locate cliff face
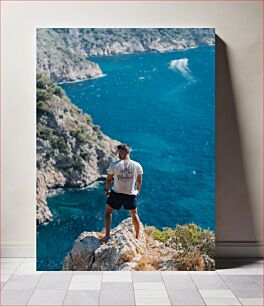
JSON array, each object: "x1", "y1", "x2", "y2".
[
  {"x1": 76, "y1": 28, "x2": 215, "y2": 56},
  {"x1": 62, "y1": 218, "x2": 215, "y2": 271},
  {"x1": 63, "y1": 218, "x2": 149, "y2": 271},
  {"x1": 37, "y1": 28, "x2": 215, "y2": 83},
  {"x1": 36, "y1": 72, "x2": 120, "y2": 225},
  {"x1": 37, "y1": 29, "x2": 103, "y2": 83}
]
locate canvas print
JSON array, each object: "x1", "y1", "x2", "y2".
[{"x1": 36, "y1": 28, "x2": 215, "y2": 271}]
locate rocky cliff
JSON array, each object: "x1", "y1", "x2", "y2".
[
  {"x1": 62, "y1": 218, "x2": 215, "y2": 271},
  {"x1": 36, "y1": 72, "x2": 120, "y2": 225},
  {"x1": 37, "y1": 28, "x2": 215, "y2": 83},
  {"x1": 37, "y1": 29, "x2": 103, "y2": 83}
]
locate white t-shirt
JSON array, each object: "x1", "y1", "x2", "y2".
[{"x1": 107, "y1": 159, "x2": 143, "y2": 195}]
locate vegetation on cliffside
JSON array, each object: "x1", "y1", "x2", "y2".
[
  {"x1": 145, "y1": 223, "x2": 215, "y2": 271},
  {"x1": 36, "y1": 72, "x2": 119, "y2": 225}
]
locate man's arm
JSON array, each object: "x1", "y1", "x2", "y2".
[
  {"x1": 136, "y1": 174, "x2": 142, "y2": 195},
  {"x1": 105, "y1": 173, "x2": 114, "y2": 196}
]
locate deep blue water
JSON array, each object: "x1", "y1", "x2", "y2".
[{"x1": 37, "y1": 45, "x2": 215, "y2": 270}]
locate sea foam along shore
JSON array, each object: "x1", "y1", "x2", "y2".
[{"x1": 56, "y1": 74, "x2": 107, "y2": 85}]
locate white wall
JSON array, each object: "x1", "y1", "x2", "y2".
[{"x1": 1, "y1": 1, "x2": 262, "y2": 257}]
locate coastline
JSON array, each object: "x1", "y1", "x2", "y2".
[
  {"x1": 45, "y1": 177, "x2": 107, "y2": 199},
  {"x1": 56, "y1": 73, "x2": 107, "y2": 85},
  {"x1": 55, "y1": 45, "x2": 214, "y2": 86}
]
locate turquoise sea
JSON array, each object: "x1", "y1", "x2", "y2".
[{"x1": 37, "y1": 45, "x2": 215, "y2": 270}]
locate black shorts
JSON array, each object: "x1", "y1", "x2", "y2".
[{"x1": 106, "y1": 190, "x2": 138, "y2": 210}]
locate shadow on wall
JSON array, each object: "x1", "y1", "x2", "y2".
[{"x1": 215, "y1": 35, "x2": 260, "y2": 266}]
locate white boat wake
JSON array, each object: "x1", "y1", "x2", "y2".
[{"x1": 169, "y1": 58, "x2": 193, "y2": 80}]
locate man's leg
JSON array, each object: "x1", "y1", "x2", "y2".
[
  {"x1": 101, "y1": 204, "x2": 115, "y2": 242},
  {"x1": 129, "y1": 209, "x2": 140, "y2": 239}
]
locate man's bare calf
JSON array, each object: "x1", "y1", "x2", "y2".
[
  {"x1": 129, "y1": 208, "x2": 140, "y2": 239},
  {"x1": 101, "y1": 205, "x2": 140, "y2": 242},
  {"x1": 100, "y1": 204, "x2": 115, "y2": 243}
]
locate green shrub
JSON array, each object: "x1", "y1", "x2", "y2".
[
  {"x1": 36, "y1": 72, "x2": 65, "y2": 100},
  {"x1": 72, "y1": 155, "x2": 85, "y2": 171},
  {"x1": 37, "y1": 101, "x2": 52, "y2": 115},
  {"x1": 80, "y1": 147, "x2": 91, "y2": 160},
  {"x1": 45, "y1": 152, "x2": 51, "y2": 160},
  {"x1": 173, "y1": 224, "x2": 215, "y2": 257},
  {"x1": 149, "y1": 223, "x2": 215, "y2": 259},
  {"x1": 50, "y1": 135, "x2": 70, "y2": 154},
  {"x1": 176, "y1": 250, "x2": 205, "y2": 271},
  {"x1": 84, "y1": 113, "x2": 92, "y2": 123},
  {"x1": 151, "y1": 227, "x2": 176, "y2": 243},
  {"x1": 70, "y1": 127, "x2": 88, "y2": 144},
  {"x1": 63, "y1": 49, "x2": 83, "y2": 64},
  {"x1": 37, "y1": 125, "x2": 53, "y2": 140},
  {"x1": 37, "y1": 88, "x2": 52, "y2": 102},
  {"x1": 36, "y1": 160, "x2": 42, "y2": 169},
  {"x1": 54, "y1": 86, "x2": 64, "y2": 97},
  {"x1": 56, "y1": 45, "x2": 64, "y2": 51},
  {"x1": 36, "y1": 72, "x2": 50, "y2": 89},
  {"x1": 93, "y1": 124, "x2": 104, "y2": 140},
  {"x1": 93, "y1": 124, "x2": 101, "y2": 132}
]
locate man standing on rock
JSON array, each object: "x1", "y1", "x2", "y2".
[{"x1": 101, "y1": 144, "x2": 143, "y2": 243}]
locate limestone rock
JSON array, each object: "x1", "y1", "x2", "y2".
[
  {"x1": 63, "y1": 233, "x2": 101, "y2": 270},
  {"x1": 37, "y1": 29, "x2": 103, "y2": 83},
  {"x1": 62, "y1": 218, "x2": 215, "y2": 271},
  {"x1": 62, "y1": 218, "x2": 146, "y2": 271},
  {"x1": 36, "y1": 168, "x2": 66, "y2": 225},
  {"x1": 36, "y1": 76, "x2": 120, "y2": 225},
  {"x1": 91, "y1": 219, "x2": 147, "y2": 271},
  {"x1": 158, "y1": 259, "x2": 178, "y2": 271},
  {"x1": 202, "y1": 254, "x2": 215, "y2": 271}
]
